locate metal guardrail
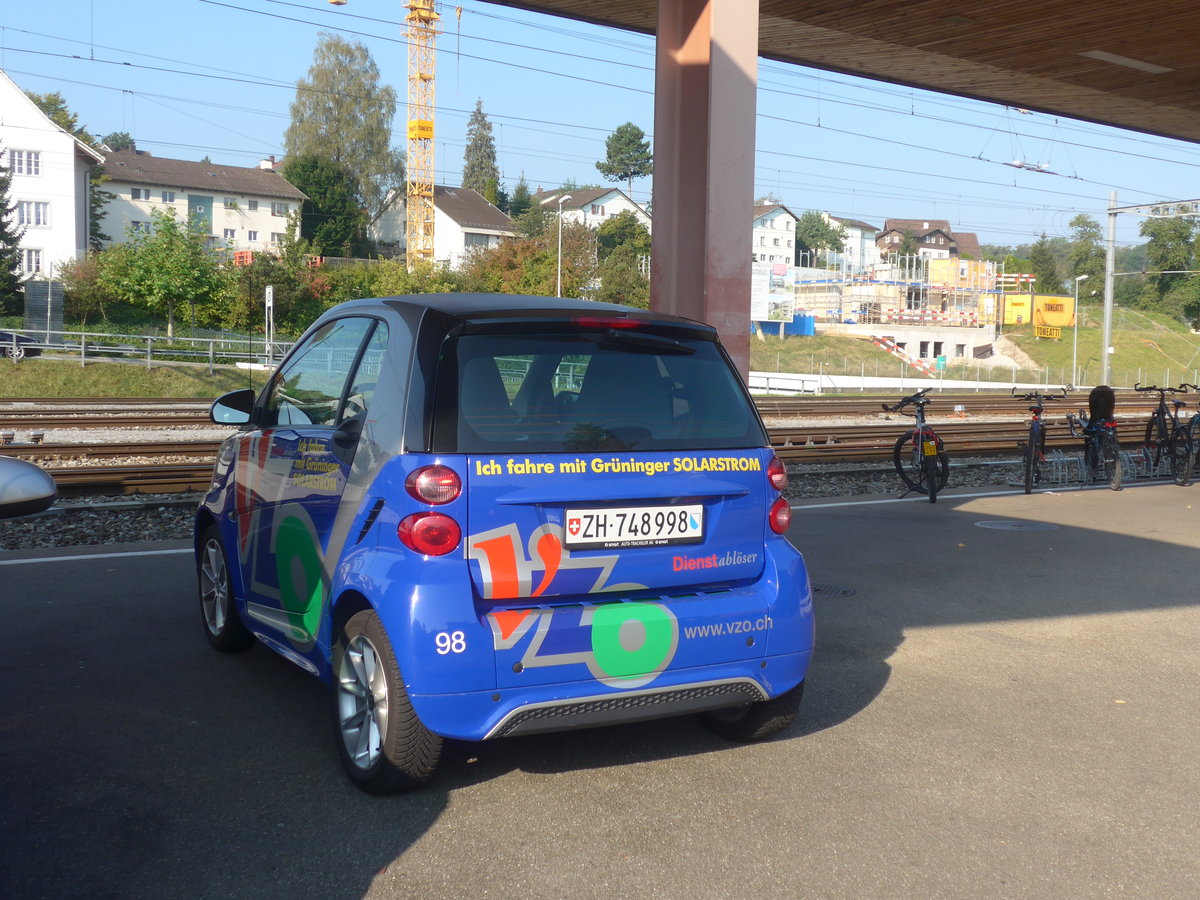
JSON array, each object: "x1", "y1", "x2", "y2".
[{"x1": 2, "y1": 329, "x2": 294, "y2": 368}]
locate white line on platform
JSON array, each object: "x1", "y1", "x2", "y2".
[{"x1": 0, "y1": 547, "x2": 191, "y2": 567}]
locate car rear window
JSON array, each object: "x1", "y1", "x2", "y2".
[{"x1": 431, "y1": 330, "x2": 766, "y2": 453}]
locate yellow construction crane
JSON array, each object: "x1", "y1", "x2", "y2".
[
  {"x1": 405, "y1": 0, "x2": 439, "y2": 269},
  {"x1": 328, "y1": 0, "x2": 438, "y2": 269}
]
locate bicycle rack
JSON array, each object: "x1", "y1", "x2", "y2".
[
  {"x1": 1125, "y1": 448, "x2": 1155, "y2": 479},
  {"x1": 1044, "y1": 449, "x2": 1078, "y2": 486}
]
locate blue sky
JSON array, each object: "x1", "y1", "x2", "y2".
[{"x1": 5, "y1": 0, "x2": 1199, "y2": 248}]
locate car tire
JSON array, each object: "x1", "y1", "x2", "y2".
[
  {"x1": 3, "y1": 344, "x2": 25, "y2": 361},
  {"x1": 332, "y1": 610, "x2": 443, "y2": 793},
  {"x1": 198, "y1": 524, "x2": 255, "y2": 652},
  {"x1": 701, "y1": 681, "x2": 804, "y2": 742}
]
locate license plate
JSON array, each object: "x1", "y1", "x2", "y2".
[
  {"x1": 922, "y1": 440, "x2": 938, "y2": 457},
  {"x1": 564, "y1": 504, "x2": 704, "y2": 549}
]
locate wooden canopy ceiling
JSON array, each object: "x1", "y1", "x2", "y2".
[{"x1": 489, "y1": 0, "x2": 1200, "y2": 144}]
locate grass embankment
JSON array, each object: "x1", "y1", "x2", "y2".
[{"x1": 0, "y1": 358, "x2": 258, "y2": 398}]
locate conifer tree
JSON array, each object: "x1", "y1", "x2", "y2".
[
  {"x1": 462, "y1": 100, "x2": 500, "y2": 197},
  {"x1": 0, "y1": 147, "x2": 26, "y2": 315},
  {"x1": 596, "y1": 122, "x2": 653, "y2": 196}
]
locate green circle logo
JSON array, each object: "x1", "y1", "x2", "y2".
[
  {"x1": 274, "y1": 513, "x2": 325, "y2": 640},
  {"x1": 590, "y1": 602, "x2": 678, "y2": 681}
]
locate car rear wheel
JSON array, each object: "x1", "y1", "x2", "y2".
[
  {"x1": 3, "y1": 344, "x2": 25, "y2": 361},
  {"x1": 198, "y1": 524, "x2": 254, "y2": 652},
  {"x1": 701, "y1": 681, "x2": 804, "y2": 742},
  {"x1": 333, "y1": 610, "x2": 443, "y2": 793}
]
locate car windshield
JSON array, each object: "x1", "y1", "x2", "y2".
[{"x1": 432, "y1": 330, "x2": 766, "y2": 453}]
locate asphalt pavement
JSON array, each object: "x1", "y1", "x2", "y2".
[{"x1": 1, "y1": 482, "x2": 1197, "y2": 898}]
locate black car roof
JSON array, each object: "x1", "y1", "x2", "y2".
[{"x1": 327, "y1": 293, "x2": 712, "y2": 332}]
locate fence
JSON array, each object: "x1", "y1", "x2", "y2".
[{"x1": 2, "y1": 330, "x2": 294, "y2": 371}]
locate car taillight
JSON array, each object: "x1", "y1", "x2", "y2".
[
  {"x1": 572, "y1": 316, "x2": 641, "y2": 329},
  {"x1": 405, "y1": 465, "x2": 462, "y2": 504},
  {"x1": 767, "y1": 455, "x2": 788, "y2": 491},
  {"x1": 398, "y1": 512, "x2": 461, "y2": 556},
  {"x1": 769, "y1": 497, "x2": 791, "y2": 534}
]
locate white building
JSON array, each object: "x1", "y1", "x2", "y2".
[
  {"x1": 0, "y1": 68, "x2": 104, "y2": 280},
  {"x1": 372, "y1": 185, "x2": 514, "y2": 269},
  {"x1": 824, "y1": 214, "x2": 880, "y2": 272},
  {"x1": 751, "y1": 203, "x2": 798, "y2": 267},
  {"x1": 100, "y1": 147, "x2": 306, "y2": 251},
  {"x1": 535, "y1": 187, "x2": 652, "y2": 233}
]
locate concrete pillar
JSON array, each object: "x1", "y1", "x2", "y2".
[{"x1": 651, "y1": 0, "x2": 759, "y2": 378}]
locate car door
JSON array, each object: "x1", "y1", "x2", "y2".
[{"x1": 238, "y1": 316, "x2": 386, "y2": 656}]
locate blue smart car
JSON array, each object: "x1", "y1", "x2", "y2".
[{"x1": 196, "y1": 294, "x2": 813, "y2": 792}]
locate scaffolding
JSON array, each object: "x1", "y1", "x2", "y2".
[{"x1": 793, "y1": 253, "x2": 1004, "y2": 327}]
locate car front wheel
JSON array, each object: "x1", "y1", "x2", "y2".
[
  {"x1": 333, "y1": 610, "x2": 443, "y2": 793},
  {"x1": 198, "y1": 525, "x2": 254, "y2": 652}
]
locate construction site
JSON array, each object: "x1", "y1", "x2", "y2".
[{"x1": 774, "y1": 253, "x2": 1070, "y2": 378}]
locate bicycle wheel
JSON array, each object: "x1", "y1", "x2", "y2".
[
  {"x1": 1100, "y1": 429, "x2": 1122, "y2": 491},
  {"x1": 1188, "y1": 417, "x2": 1200, "y2": 484},
  {"x1": 1169, "y1": 427, "x2": 1193, "y2": 486},
  {"x1": 924, "y1": 452, "x2": 940, "y2": 503},
  {"x1": 1142, "y1": 416, "x2": 1165, "y2": 475},
  {"x1": 893, "y1": 432, "x2": 949, "y2": 495},
  {"x1": 1023, "y1": 422, "x2": 1043, "y2": 494}
]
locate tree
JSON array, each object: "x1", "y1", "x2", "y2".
[
  {"x1": 101, "y1": 131, "x2": 135, "y2": 152},
  {"x1": 794, "y1": 210, "x2": 845, "y2": 263},
  {"x1": 0, "y1": 146, "x2": 26, "y2": 316},
  {"x1": 596, "y1": 210, "x2": 651, "y2": 263},
  {"x1": 897, "y1": 230, "x2": 920, "y2": 258},
  {"x1": 26, "y1": 90, "x2": 111, "y2": 249},
  {"x1": 119, "y1": 209, "x2": 231, "y2": 336},
  {"x1": 508, "y1": 174, "x2": 533, "y2": 218},
  {"x1": 285, "y1": 33, "x2": 404, "y2": 225},
  {"x1": 1139, "y1": 216, "x2": 1196, "y2": 311},
  {"x1": 595, "y1": 243, "x2": 649, "y2": 308},
  {"x1": 281, "y1": 154, "x2": 368, "y2": 257},
  {"x1": 596, "y1": 122, "x2": 653, "y2": 196},
  {"x1": 462, "y1": 100, "x2": 499, "y2": 197},
  {"x1": 459, "y1": 220, "x2": 596, "y2": 297},
  {"x1": 1030, "y1": 233, "x2": 1062, "y2": 293},
  {"x1": 1066, "y1": 214, "x2": 1105, "y2": 282}
]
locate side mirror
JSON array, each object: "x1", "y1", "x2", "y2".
[
  {"x1": 211, "y1": 389, "x2": 257, "y2": 425},
  {"x1": 0, "y1": 456, "x2": 57, "y2": 519}
]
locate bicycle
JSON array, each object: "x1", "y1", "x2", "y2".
[
  {"x1": 882, "y1": 387, "x2": 948, "y2": 503},
  {"x1": 1174, "y1": 383, "x2": 1200, "y2": 486},
  {"x1": 1132, "y1": 383, "x2": 1191, "y2": 483},
  {"x1": 1066, "y1": 408, "x2": 1122, "y2": 491},
  {"x1": 1013, "y1": 387, "x2": 1068, "y2": 494}
]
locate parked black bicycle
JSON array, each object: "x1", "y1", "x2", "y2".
[
  {"x1": 1066, "y1": 387, "x2": 1122, "y2": 491},
  {"x1": 1133, "y1": 383, "x2": 1192, "y2": 483},
  {"x1": 1013, "y1": 387, "x2": 1068, "y2": 494},
  {"x1": 882, "y1": 388, "x2": 948, "y2": 502},
  {"x1": 1172, "y1": 383, "x2": 1200, "y2": 486}
]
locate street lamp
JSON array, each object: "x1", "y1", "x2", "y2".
[
  {"x1": 556, "y1": 194, "x2": 573, "y2": 297},
  {"x1": 1072, "y1": 274, "x2": 1088, "y2": 388}
]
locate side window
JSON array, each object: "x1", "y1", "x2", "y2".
[
  {"x1": 343, "y1": 323, "x2": 388, "y2": 420},
  {"x1": 264, "y1": 318, "x2": 374, "y2": 427}
]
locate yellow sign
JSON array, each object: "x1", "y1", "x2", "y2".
[
  {"x1": 408, "y1": 119, "x2": 434, "y2": 140},
  {"x1": 1002, "y1": 294, "x2": 1077, "y2": 327},
  {"x1": 1034, "y1": 325, "x2": 1062, "y2": 339}
]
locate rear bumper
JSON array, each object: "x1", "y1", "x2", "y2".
[{"x1": 410, "y1": 650, "x2": 811, "y2": 741}]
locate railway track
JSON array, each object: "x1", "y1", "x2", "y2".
[{"x1": 0, "y1": 393, "x2": 1180, "y2": 494}]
